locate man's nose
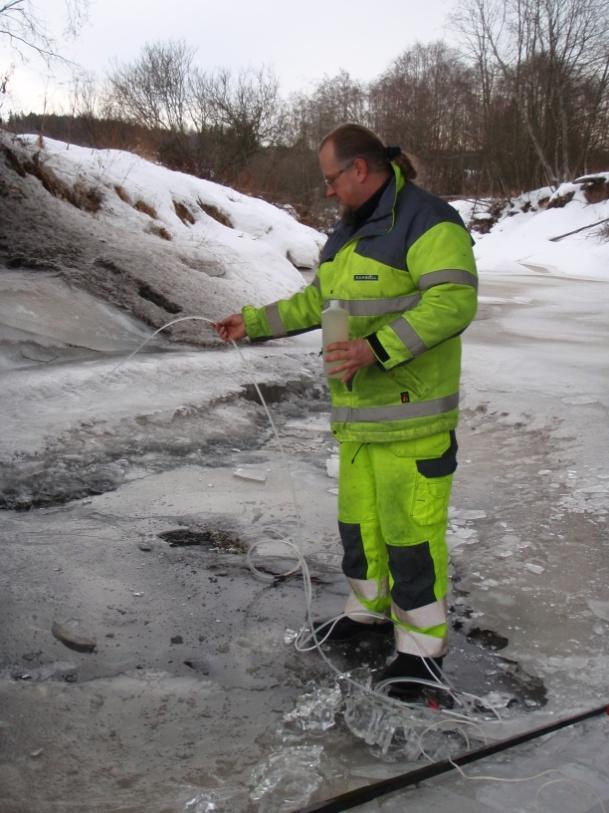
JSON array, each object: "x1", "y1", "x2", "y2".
[{"x1": 325, "y1": 185, "x2": 336, "y2": 199}]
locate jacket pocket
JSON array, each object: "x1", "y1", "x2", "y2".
[
  {"x1": 411, "y1": 473, "x2": 453, "y2": 527},
  {"x1": 386, "y1": 361, "x2": 428, "y2": 400},
  {"x1": 409, "y1": 432, "x2": 457, "y2": 525}
]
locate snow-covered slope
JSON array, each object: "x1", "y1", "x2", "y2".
[
  {"x1": 14, "y1": 135, "x2": 324, "y2": 271},
  {"x1": 452, "y1": 177, "x2": 609, "y2": 280},
  {"x1": 0, "y1": 132, "x2": 324, "y2": 365}
]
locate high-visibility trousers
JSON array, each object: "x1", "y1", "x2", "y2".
[{"x1": 337, "y1": 431, "x2": 456, "y2": 658}]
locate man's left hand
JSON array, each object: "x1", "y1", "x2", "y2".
[{"x1": 325, "y1": 338, "x2": 376, "y2": 383}]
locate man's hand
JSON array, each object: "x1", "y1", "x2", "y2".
[
  {"x1": 325, "y1": 338, "x2": 376, "y2": 383},
  {"x1": 213, "y1": 313, "x2": 246, "y2": 342}
]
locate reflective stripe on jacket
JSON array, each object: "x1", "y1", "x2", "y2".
[{"x1": 242, "y1": 163, "x2": 478, "y2": 443}]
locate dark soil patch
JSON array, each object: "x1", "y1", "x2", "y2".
[
  {"x1": 173, "y1": 200, "x2": 196, "y2": 225},
  {"x1": 133, "y1": 199, "x2": 157, "y2": 218},
  {"x1": 547, "y1": 190, "x2": 575, "y2": 209},
  {"x1": 581, "y1": 177, "x2": 609, "y2": 204},
  {"x1": 240, "y1": 379, "x2": 327, "y2": 406},
  {"x1": 137, "y1": 281, "x2": 182, "y2": 313},
  {"x1": 466, "y1": 627, "x2": 509, "y2": 651},
  {"x1": 159, "y1": 527, "x2": 246, "y2": 554},
  {"x1": 147, "y1": 224, "x2": 172, "y2": 241},
  {"x1": 197, "y1": 200, "x2": 232, "y2": 228},
  {"x1": 93, "y1": 257, "x2": 124, "y2": 274}
]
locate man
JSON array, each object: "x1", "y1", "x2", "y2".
[{"x1": 215, "y1": 123, "x2": 478, "y2": 700}]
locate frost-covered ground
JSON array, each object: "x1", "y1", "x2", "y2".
[{"x1": 0, "y1": 135, "x2": 608, "y2": 813}]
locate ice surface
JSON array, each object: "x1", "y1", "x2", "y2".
[
  {"x1": 456, "y1": 509, "x2": 488, "y2": 521},
  {"x1": 284, "y1": 416, "x2": 330, "y2": 434},
  {"x1": 0, "y1": 271, "x2": 155, "y2": 370}
]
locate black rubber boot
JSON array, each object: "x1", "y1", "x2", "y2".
[
  {"x1": 377, "y1": 652, "x2": 445, "y2": 701},
  {"x1": 312, "y1": 616, "x2": 393, "y2": 642}
]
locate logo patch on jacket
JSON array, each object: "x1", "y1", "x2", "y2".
[
  {"x1": 400, "y1": 391, "x2": 410, "y2": 403},
  {"x1": 353, "y1": 274, "x2": 378, "y2": 281}
]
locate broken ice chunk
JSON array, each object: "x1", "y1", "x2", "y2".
[
  {"x1": 587, "y1": 599, "x2": 609, "y2": 622},
  {"x1": 447, "y1": 527, "x2": 476, "y2": 550},
  {"x1": 250, "y1": 745, "x2": 323, "y2": 809},
  {"x1": 51, "y1": 619, "x2": 96, "y2": 653},
  {"x1": 233, "y1": 467, "x2": 267, "y2": 483},
  {"x1": 479, "y1": 691, "x2": 515, "y2": 710},
  {"x1": 325, "y1": 455, "x2": 339, "y2": 479},
  {"x1": 524, "y1": 562, "x2": 545, "y2": 574},
  {"x1": 459, "y1": 509, "x2": 487, "y2": 521},
  {"x1": 283, "y1": 628, "x2": 298, "y2": 645},
  {"x1": 282, "y1": 686, "x2": 342, "y2": 735}
]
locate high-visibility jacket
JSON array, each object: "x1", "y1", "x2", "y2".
[{"x1": 242, "y1": 163, "x2": 478, "y2": 443}]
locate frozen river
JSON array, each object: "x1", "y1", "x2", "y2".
[{"x1": 1, "y1": 269, "x2": 608, "y2": 812}]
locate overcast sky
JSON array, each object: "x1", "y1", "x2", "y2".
[{"x1": 4, "y1": 0, "x2": 461, "y2": 115}]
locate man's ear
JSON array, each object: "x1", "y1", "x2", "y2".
[{"x1": 353, "y1": 157, "x2": 369, "y2": 182}]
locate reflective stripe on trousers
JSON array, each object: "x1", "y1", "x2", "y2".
[{"x1": 337, "y1": 432, "x2": 456, "y2": 658}]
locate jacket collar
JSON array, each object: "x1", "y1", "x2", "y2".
[{"x1": 320, "y1": 164, "x2": 402, "y2": 263}]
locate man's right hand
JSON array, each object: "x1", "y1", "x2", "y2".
[{"x1": 213, "y1": 313, "x2": 246, "y2": 342}]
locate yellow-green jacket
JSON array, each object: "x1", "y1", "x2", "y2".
[{"x1": 242, "y1": 163, "x2": 478, "y2": 443}]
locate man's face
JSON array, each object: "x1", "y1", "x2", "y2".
[{"x1": 318, "y1": 141, "x2": 361, "y2": 217}]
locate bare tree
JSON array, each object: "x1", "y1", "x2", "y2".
[
  {"x1": 105, "y1": 44, "x2": 286, "y2": 183},
  {"x1": 190, "y1": 67, "x2": 282, "y2": 142},
  {"x1": 453, "y1": 0, "x2": 609, "y2": 186},
  {"x1": 69, "y1": 69, "x2": 98, "y2": 117},
  {"x1": 0, "y1": 0, "x2": 89, "y2": 117},
  {"x1": 0, "y1": 0, "x2": 90, "y2": 62},
  {"x1": 369, "y1": 43, "x2": 478, "y2": 192},
  {"x1": 286, "y1": 70, "x2": 368, "y2": 149},
  {"x1": 189, "y1": 66, "x2": 284, "y2": 177},
  {"x1": 107, "y1": 40, "x2": 194, "y2": 132}
]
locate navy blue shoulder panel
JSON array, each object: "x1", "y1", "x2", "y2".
[
  {"x1": 355, "y1": 183, "x2": 467, "y2": 269},
  {"x1": 318, "y1": 183, "x2": 468, "y2": 267}
]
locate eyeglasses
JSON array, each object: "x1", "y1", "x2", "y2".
[{"x1": 323, "y1": 161, "x2": 354, "y2": 188}]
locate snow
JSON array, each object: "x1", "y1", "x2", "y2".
[
  {"x1": 0, "y1": 132, "x2": 325, "y2": 361},
  {"x1": 1, "y1": 136, "x2": 609, "y2": 812},
  {"x1": 18, "y1": 134, "x2": 325, "y2": 273},
  {"x1": 451, "y1": 183, "x2": 609, "y2": 280}
]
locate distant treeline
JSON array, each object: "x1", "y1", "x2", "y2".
[{"x1": 5, "y1": 0, "x2": 609, "y2": 223}]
